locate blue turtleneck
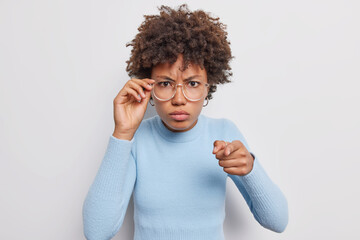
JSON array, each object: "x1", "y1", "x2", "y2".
[{"x1": 82, "y1": 114, "x2": 288, "y2": 239}]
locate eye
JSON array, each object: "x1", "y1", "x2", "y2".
[
  {"x1": 187, "y1": 81, "x2": 201, "y2": 88},
  {"x1": 158, "y1": 81, "x2": 173, "y2": 88}
]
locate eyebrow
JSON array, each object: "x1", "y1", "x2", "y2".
[{"x1": 155, "y1": 75, "x2": 203, "y2": 81}]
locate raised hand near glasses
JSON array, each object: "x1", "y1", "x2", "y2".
[
  {"x1": 213, "y1": 140, "x2": 255, "y2": 176},
  {"x1": 112, "y1": 78, "x2": 155, "y2": 140}
]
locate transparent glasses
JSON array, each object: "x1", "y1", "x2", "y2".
[{"x1": 151, "y1": 79, "x2": 210, "y2": 101}]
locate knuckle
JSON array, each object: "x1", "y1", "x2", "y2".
[
  {"x1": 132, "y1": 79, "x2": 139, "y2": 86},
  {"x1": 239, "y1": 159, "x2": 246, "y2": 166},
  {"x1": 240, "y1": 151, "x2": 247, "y2": 157},
  {"x1": 127, "y1": 80, "x2": 134, "y2": 88}
]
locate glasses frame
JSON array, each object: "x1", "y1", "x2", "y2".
[{"x1": 150, "y1": 81, "x2": 210, "y2": 102}]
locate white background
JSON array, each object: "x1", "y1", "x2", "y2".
[{"x1": 1, "y1": 0, "x2": 359, "y2": 239}]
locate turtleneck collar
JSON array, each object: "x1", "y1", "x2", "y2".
[{"x1": 153, "y1": 114, "x2": 205, "y2": 143}]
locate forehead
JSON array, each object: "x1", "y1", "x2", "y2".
[{"x1": 151, "y1": 61, "x2": 206, "y2": 78}]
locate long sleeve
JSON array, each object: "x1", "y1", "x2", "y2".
[
  {"x1": 224, "y1": 119, "x2": 288, "y2": 233},
  {"x1": 82, "y1": 135, "x2": 137, "y2": 240}
]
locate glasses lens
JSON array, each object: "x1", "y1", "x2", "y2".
[
  {"x1": 153, "y1": 80, "x2": 207, "y2": 101},
  {"x1": 184, "y1": 81, "x2": 206, "y2": 100},
  {"x1": 153, "y1": 80, "x2": 175, "y2": 100}
]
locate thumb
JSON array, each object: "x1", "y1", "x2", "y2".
[{"x1": 139, "y1": 88, "x2": 152, "y2": 106}]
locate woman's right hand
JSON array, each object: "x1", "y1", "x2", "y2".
[{"x1": 112, "y1": 78, "x2": 155, "y2": 140}]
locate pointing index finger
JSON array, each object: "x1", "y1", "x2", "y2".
[{"x1": 213, "y1": 140, "x2": 228, "y2": 154}]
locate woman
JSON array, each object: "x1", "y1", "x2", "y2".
[{"x1": 83, "y1": 4, "x2": 288, "y2": 240}]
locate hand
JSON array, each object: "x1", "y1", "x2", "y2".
[
  {"x1": 212, "y1": 140, "x2": 255, "y2": 176},
  {"x1": 112, "y1": 78, "x2": 155, "y2": 140}
]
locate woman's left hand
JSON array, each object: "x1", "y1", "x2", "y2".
[{"x1": 212, "y1": 140, "x2": 255, "y2": 176}]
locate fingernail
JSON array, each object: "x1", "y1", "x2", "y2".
[{"x1": 214, "y1": 146, "x2": 217, "y2": 152}]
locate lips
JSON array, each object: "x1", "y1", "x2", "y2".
[
  {"x1": 170, "y1": 111, "x2": 189, "y2": 115},
  {"x1": 169, "y1": 111, "x2": 190, "y2": 121}
]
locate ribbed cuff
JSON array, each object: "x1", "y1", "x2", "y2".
[
  {"x1": 88, "y1": 135, "x2": 134, "y2": 199},
  {"x1": 237, "y1": 153, "x2": 273, "y2": 197}
]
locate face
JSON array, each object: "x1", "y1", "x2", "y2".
[{"x1": 150, "y1": 54, "x2": 208, "y2": 132}]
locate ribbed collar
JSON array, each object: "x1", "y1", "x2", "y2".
[{"x1": 153, "y1": 114, "x2": 205, "y2": 143}]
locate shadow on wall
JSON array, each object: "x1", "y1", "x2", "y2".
[{"x1": 143, "y1": 102, "x2": 157, "y2": 120}]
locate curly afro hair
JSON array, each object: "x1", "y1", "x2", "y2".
[{"x1": 125, "y1": 4, "x2": 234, "y2": 100}]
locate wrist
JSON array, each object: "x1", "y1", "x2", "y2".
[{"x1": 112, "y1": 129, "x2": 134, "y2": 141}]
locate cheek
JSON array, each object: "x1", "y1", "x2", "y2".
[
  {"x1": 188, "y1": 99, "x2": 205, "y2": 113},
  {"x1": 194, "y1": 99, "x2": 205, "y2": 111},
  {"x1": 153, "y1": 100, "x2": 167, "y2": 115}
]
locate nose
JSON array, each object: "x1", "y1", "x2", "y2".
[{"x1": 171, "y1": 84, "x2": 187, "y2": 105}]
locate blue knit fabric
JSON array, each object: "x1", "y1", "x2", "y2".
[{"x1": 82, "y1": 114, "x2": 288, "y2": 240}]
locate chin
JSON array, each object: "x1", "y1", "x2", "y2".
[{"x1": 166, "y1": 119, "x2": 193, "y2": 132}]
